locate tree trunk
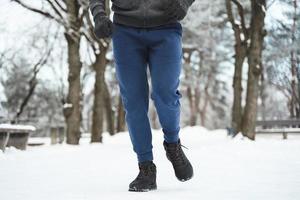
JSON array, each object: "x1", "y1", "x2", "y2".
[
  {"x1": 231, "y1": 45, "x2": 247, "y2": 133},
  {"x1": 225, "y1": 0, "x2": 248, "y2": 134},
  {"x1": 103, "y1": 79, "x2": 115, "y2": 135},
  {"x1": 199, "y1": 76, "x2": 211, "y2": 127},
  {"x1": 260, "y1": 67, "x2": 267, "y2": 121},
  {"x1": 241, "y1": 0, "x2": 266, "y2": 140},
  {"x1": 183, "y1": 48, "x2": 201, "y2": 126},
  {"x1": 291, "y1": 49, "x2": 297, "y2": 118},
  {"x1": 187, "y1": 87, "x2": 198, "y2": 126},
  {"x1": 91, "y1": 45, "x2": 107, "y2": 143},
  {"x1": 290, "y1": 0, "x2": 298, "y2": 118},
  {"x1": 116, "y1": 95, "x2": 126, "y2": 132},
  {"x1": 64, "y1": 32, "x2": 82, "y2": 144},
  {"x1": 64, "y1": 0, "x2": 83, "y2": 144}
]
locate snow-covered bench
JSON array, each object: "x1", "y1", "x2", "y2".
[
  {"x1": 256, "y1": 120, "x2": 300, "y2": 139},
  {"x1": 0, "y1": 124, "x2": 36, "y2": 151}
]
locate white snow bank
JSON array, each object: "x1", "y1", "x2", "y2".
[
  {"x1": 0, "y1": 126, "x2": 300, "y2": 200},
  {"x1": 0, "y1": 123, "x2": 36, "y2": 132},
  {"x1": 63, "y1": 103, "x2": 73, "y2": 109}
]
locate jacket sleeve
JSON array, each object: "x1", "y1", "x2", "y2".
[
  {"x1": 176, "y1": 0, "x2": 195, "y2": 15},
  {"x1": 187, "y1": 0, "x2": 195, "y2": 6},
  {"x1": 89, "y1": 0, "x2": 106, "y2": 18},
  {"x1": 184, "y1": 0, "x2": 195, "y2": 9}
]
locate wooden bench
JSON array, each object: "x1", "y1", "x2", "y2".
[
  {"x1": 255, "y1": 120, "x2": 300, "y2": 139},
  {"x1": 0, "y1": 124, "x2": 36, "y2": 151}
]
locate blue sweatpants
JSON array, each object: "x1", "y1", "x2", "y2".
[{"x1": 112, "y1": 21, "x2": 183, "y2": 163}]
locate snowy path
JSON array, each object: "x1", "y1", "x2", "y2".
[{"x1": 1, "y1": 126, "x2": 300, "y2": 200}]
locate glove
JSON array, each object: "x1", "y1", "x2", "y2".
[
  {"x1": 165, "y1": 0, "x2": 194, "y2": 21},
  {"x1": 93, "y1": 14, "x2": 113, "y2": 39}
]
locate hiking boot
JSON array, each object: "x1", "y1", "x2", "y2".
[
  {"x1": 128, "y1": 161, "x2": 157, "y2": 192},
  {"x1": 163, "y1": 139, "x2": 193, "y2": 181}
]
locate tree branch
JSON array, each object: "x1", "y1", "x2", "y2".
[
  {"x1": 46, "y1": 0, "x2": 65, "y2": 19},
  {"x1": 12, "y1": 0, "x2": 66, "y2": 26},
  {"x1": 231, "y1": 0, "x2": 248, "y2": 38}
]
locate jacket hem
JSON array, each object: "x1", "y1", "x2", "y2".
[{"x1": 113, "y1": 13, "x2": 179, "y2": 28}]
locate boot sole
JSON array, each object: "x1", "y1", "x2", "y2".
[
  {"x1": 177, "y1": 173, "x2": 194, "y2": 182},
  {"x1": 128, "y1": 184, "x2": 157, "y2": 192}
]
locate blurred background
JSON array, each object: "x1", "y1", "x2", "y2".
[
  {"x1": 1, "y1": 1, "x2": 300, "y2": 199},
  {"x1": 0, "y1": 0, "x2": 299, "y2": 142}
]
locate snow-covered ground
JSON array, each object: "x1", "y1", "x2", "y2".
[{"x1": 1, "y1": 126, "x2": 300, "y2": 200}]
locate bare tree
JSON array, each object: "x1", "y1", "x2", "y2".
[
  {"x1": 226, "y1": 0, "x2": 250, "y2": 134},
  {"x1": 225, "y1": 0, "x2": 267, "y2": 139},
  {"x1": 116, "y1": 95, "x2": 126, "y2": 132},
  {"x1": 1, "y1": 24, "x2": 57, "y2": 123},
  {"x1": 289, "y1": 0, "x2": 299, "y2": 118},
  {"x1": 82, "y1": 0, "x2": 115, "y2": 142},
  {"x1": 265, "y1": 0, "x2": 300, "y2": 119},
  {"x1": 241, "y1": 0, "x2": 267, "y2": 139},
  {"x1": 13, "y1": 51, "x2": 51, "y2": 121},
  {"x1": 183, "y1": 47, "x2": 202, "y2": 126},
  {"x1": 12, "y1": 0, "x2": 88, "y2": 144}
]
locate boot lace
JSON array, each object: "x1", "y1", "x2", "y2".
[
  {"x1": 136, "y1": 164, "x2": 154, "y2": 180},
  {"x1": 167, "y1": 144, "x2": 188, "y2": 166}
]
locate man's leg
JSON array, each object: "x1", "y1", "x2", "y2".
[
  {"x1": 112, "y1": 24, "x2": 153, "y2": 163},
  {"x1": 147, "y1": 23, "x2": 193, "y2": 182},
  {"x1": 147, "y1": 22, "x2": 183, "y2": 143}
]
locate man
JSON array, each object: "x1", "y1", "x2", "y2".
[{"x1": 89, "y1": 0, "x2": 195, "y2": 192}]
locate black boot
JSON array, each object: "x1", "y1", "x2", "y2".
[
  {"x1": 163, "y1": 139, "x2": 193, "y2": 181},
  {"x1": 129, "y1": 161, "x2": 157, "y2": 192}
]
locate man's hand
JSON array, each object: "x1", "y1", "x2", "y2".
[
  {"x1": 94, "y1": 15, "x2": 113, "y2": 39},
  {"x1": 165, "y1": 0, "x2": 194, "y2": 21}
]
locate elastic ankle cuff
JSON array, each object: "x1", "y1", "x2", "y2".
[
  {"x1": 137, "y1": 151, "x2": 153, "y2": 163},
  {"x1": 163, "y1": 128, "x2": 180, "y2": 144},
  {"x1": 164, "y1": 136, "x2": 180, "y2": 144}
]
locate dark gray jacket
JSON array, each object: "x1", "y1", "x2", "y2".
[{"x1": 89, "y1": 0, "x2": 195, "y2": 28}]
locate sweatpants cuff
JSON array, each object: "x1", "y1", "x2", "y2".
[
  {"x1": 137, "y1": 151, "x2": 153, "y2": 163},
  {"x1": 163, "y1": 128, "x2": 180, "y2": 144}
]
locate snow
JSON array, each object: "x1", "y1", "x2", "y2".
[
  {"x1": 0, "y1": 104, "x2": 7, "y2": 118},
  {"x1": 0, "y1": 123, "x2": 36, "y2": 132},
  {"x1": 63, "y1": 103, "x2": 73, "y2": 109},
  {"x1": 1, "y1": 126, "x2": 300, "y2": 200},
  {"x1": 261, "y1": 4, "x2": 266, "y2": 13},
  {"x1": 240, "y1": 33, "x2": 245, "y2": 41},
  {"x1": 234, "y1": 19, "x2": 241, "y2": 26},
  {"x1": 256, "y1": 64, "x2": 261, "y2": 70}
]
